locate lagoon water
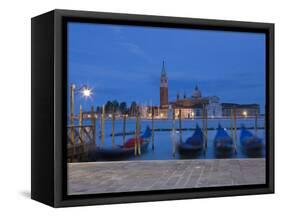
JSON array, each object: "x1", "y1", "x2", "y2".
[{"x1": 74, "y1": 118, "x2": 266, "y2": 161}]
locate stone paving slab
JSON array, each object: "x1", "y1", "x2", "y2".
[{"x1": 67, "y1": 159, "x2": 265, "y2": 195}]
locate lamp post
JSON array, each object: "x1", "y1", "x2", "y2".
[
  {"x1": 69, "y1": 83, "x2": 93, "y2": 143},
  {"x1": 69, "y1": 84, "x2": 93, "y2": 123},
  {"x1": 70, "y1": 84, "x2": 75, "y2": 145}
]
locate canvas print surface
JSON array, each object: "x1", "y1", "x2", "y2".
[{"x1": 66, "y1": 22, "x2": 266, "y2": 195}]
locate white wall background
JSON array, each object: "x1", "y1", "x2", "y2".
[{"x1": 0, "y1": 0, "x2": 279, "y2": 215}]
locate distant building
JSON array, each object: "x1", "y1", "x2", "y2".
[
  {"x1": 140, "y1": 105, "x2": 168, "y2": 119},
  {"x1": 169, "y1": 87, "x2": 222, "y2": 118},
  {"x1": 206, "y1": 96, "x2": 222, "y2": 117},
  {"x1": 221, "y1": 103, "x2": 260, "y2": 117},
  {"x1": 160, "y1": 61, "x2": 169, "y2": 109}
]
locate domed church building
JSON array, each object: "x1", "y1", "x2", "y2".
[
  {"x1": 170, "y1": 85, "x2": 222, "y2": 119},
  {"x1": 140, "y1": 61, "x2": 258, "y2": 119}
]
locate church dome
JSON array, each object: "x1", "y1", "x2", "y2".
[{"x1": 192, "y1": 85, "x2": 202, "y2": 98}]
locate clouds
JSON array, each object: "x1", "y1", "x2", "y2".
[
  {"x1": 112, "y1": 27, "x2": 153, "y2": 63},
  {"x1": 120, "y1": 42, "x2": 146, "y2": 58}
]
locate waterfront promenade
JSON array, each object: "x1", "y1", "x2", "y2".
[{"x1": 68, "y1": 158, "x2": 265, "y2": 195}]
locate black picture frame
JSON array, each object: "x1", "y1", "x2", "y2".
[{"x1": 31, "y1": 9, "x2": 274, "y2": 207}]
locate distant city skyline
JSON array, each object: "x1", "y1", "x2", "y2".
[{"x1": 67, "y1": 22, "x2": 266, "y2": 113}]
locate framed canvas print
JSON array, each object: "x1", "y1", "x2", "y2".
[{"x1": 31, "y1": 9, "x2": 274, "y2": 207}]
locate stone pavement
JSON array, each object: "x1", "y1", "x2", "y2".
[{"x1": 68, "y1": 159, "x2": 265, "y2": 195}]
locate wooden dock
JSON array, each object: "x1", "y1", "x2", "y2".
[{"x1": 68, "y1": 158, "x2": 265, "y2": 195}]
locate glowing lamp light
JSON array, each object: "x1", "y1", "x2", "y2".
[
  {"x1": 243, "y1": 111, "x2": 248, "y2": 117},
  {"x1": 81, "y1": 87, "x2": 92, "y2": 98}
]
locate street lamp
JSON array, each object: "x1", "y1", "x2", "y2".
[
  {"x1": 70, "y1": 83, "x2": 93, "y2": 126},
  {"x1": 80, "y1": 86, "x2": 92, "y2": 99},
  {"x1": 69, "y1": 83, "x2": 94, "y2": 152},
  {"x1": 243, "y1": 110, "x2": 248, "y2": 118}
]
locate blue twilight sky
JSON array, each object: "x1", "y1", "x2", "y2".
[{"x1": 67, "y1": 22, "x2": 266, "y2": 113}]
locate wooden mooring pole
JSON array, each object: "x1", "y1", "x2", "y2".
[
  {"x1": 230, "y1": 108, "x2": 236, "y2": 154},
  {"x1": 134, "y1": 112, "x2": 137, "y2": 156},
  {"x1": 152, "y1": 108, "x2": 155, "y2": 150},
  {"x1": 122, "y1": 114, "x2": 126, "y2": 145},
  {"x1": 137, "y1": 110, "x2": 141, "y2": 156},
  {"x1": 202, "y1": 106, "x2": 205, "y2": 152},
  {"x1": 233, "y1": 108, "x2": 237, "y2": 154},
  {"x1": 70, "y1": 84, "x2": 75, "y2": 148},
  {"x1": 179, "y1": 109, "x2": 182, "y2": 144},
  {"x1": 230, "y1": 108, "x2": 234, "y2": 143},
  {"x1": 255, "y1": 110, "x2": 258, "y2": 134},
  {"x1": 101, "y1": 105, "x2": 105, "y2": 146},
  {"x1": 185, "y1": 110, "x2": 188, "y2": 140},
  {"x1": 134, "y1": 111, "x2": 140, "y2": 156},
  {"x1": 112, "y1": 113, "x2": 115, "y2": 146},
  {"x1": 70, "y1": 84, "x2": 75, "y2": 161},
  {"x1": 79, "y1": 105, "x2": 85, "y2": 160},
  {"x1": 79, "y1": 105, "x2": 83, "y2": 143},
  {"x1": 204, "y1": 106, "x2": 208, "y2": 149},
  {"x1": 229, "y1": 108, "x2": 234, "y2": 137},
  {"x1": 91, "y1": 106, "x2": 96, "y2": 149},
  {"x1": 172, "y1": 108, "x2": 176, "y2": 157}
]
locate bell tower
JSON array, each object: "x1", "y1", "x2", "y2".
[{"x1": 160, "y1": 61, "x2": 168, "y2": 108}]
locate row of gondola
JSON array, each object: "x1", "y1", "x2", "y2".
[
  {"x1": 91, "y1": 124, "x2": 264, "y2": 160},
  {"x1": 178, "y1": 124, "x2": 264, "y2": 155}
]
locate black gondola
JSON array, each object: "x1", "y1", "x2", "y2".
[
  {"x1": 178, "y1": 125, "x2": 204, "y2": 154},
  {"x1": 240, "y1": 125, "x2": 263, "y2": 152},
  {"x1": 214, "y1": 124, "x2": 235, "y2": 153},
  {"x1": 92, "y1": 126, "x2": 152, "y2": 160}
]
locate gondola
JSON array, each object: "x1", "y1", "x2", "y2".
[
  {"x1": 214, "y1": 124, "x2": 235, "y2": 153},
  {"x1": 240, "y1": 125, "x2": 263, "y2": 152},
  {"x1": 177, "y1": 125, "x2": 204, "y2": 154},
  {"x1": 93, "y1": 126, "x2": 152, "y2": 160}
]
